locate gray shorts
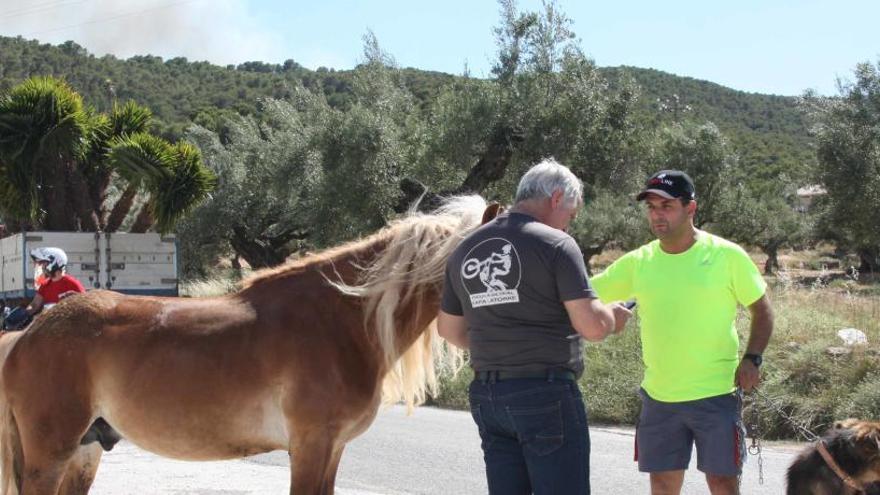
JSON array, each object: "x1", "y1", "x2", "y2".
[{"x1": 635, "y1": 388, "x2": 746, "y2": 476}]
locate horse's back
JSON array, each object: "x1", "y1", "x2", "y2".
[
  {"x1": 2, "y1": 290, "x2": 300, "y2": 460},
  {"x1": 29, "y1": 289, "x2": 255, "y2": 336}
]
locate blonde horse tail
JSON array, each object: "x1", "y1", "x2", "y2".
[{"x1": 0, "y1": 400, "x2": 22, "y2": 495}]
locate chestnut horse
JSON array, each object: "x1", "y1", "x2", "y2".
[{"x1": 0, "y1": 195, "x2": 494, "y2": 495}]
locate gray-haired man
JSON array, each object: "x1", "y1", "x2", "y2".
[{"x1": 438, "y1": 158, "x2": 632, "y2": 494}]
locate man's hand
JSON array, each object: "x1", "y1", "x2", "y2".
[
  {"x1": 735, "y1": 358, "x2": 760, "y2": 391},
  {"x1": 738, "y1": 294, "x2": 773, "y2": 392},
  {"x1": 609, "y1": 302, "x2": 633, "y2": 334},
  {"x1": 26, "y1": 293, "x2": 44, "y2": 316}
]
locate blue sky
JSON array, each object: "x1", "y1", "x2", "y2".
[{"x1": 1, "y1": 0, "x2": 877, "y2": 96}]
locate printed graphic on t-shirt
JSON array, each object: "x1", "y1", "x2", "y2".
[{"x1": 460, "y1": 237, "x2": 521, "y2": 308}]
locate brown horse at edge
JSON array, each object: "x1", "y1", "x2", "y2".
[{"x1": 0, "y1": 195, "x2": 497, "y2": 495}]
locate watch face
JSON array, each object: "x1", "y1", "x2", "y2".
[{"x1": 746, "y1": 354, "x2": 762, "y2": 366}]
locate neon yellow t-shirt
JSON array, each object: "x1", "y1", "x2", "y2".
[{"x1": 591, "y1": 231, "x2": 766, "y2": 402}]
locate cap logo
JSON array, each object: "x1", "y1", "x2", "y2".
[{"x1": 649, "y1": 177, "x2": 674, "y2": 187}]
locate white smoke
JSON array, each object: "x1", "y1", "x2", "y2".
[{"x1": 0, "y1": 0, "x2": 288, "y2": 65}]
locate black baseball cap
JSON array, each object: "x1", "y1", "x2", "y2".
[{"x1": 635, "y1": 170, "x2": 696, "y2": 201}]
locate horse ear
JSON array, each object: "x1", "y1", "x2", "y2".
[{"x1": 481, "y1": 203, "x2": 504, "y2": 225}]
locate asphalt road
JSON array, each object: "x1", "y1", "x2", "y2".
[{"x1": 90, "y1": 405, "x2": 802, "y2": 494}]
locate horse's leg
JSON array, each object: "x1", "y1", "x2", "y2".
[
  {"x1": 16, "y1": 447, "x2": 68, "y2": 495},
  {"x1": 57, "y1": 444, "x2": 102, "y2": 495},
  {"x1": 289, "y1": 428, "x2": 344, "y2": 495},
  {"x1": 323, "y1": 445, "x2": 346, "y2": 491},
  {"x1": 15, "y1": 411, "x2": 93, "y2": 495},
  {"x1": 0, "y1": 406, "x2": 24, "y2": 495}
]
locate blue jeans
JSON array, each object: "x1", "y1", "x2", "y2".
[{"x1": 469, "y1": 377, "x2": 590, "y2": 495}]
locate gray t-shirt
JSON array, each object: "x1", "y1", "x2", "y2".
[{"x1": 441, "y1": 212, "x2": 597, "y2": 376}]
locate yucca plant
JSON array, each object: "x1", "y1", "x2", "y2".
[
  {"x1": 0, "y1": 76, "x2": 91, "y2": 230},
  {"x1": 0, "y1": 77, "x2": 212, "y2": 234},
  {"x1": 107, "y1": 134, "x2": 215, "y2": 233}
]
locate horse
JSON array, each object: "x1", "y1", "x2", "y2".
[{"x1": 0, "y1": 195, "x2": 496, "y2": 495}]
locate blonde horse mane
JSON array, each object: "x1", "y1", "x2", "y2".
[{"x1": 331, "y1": 195, "x2": 488, "y2": 410}]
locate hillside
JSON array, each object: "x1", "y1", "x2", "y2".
[
  {"x1": 0, "y1": 36, "x2": 814, "y2": 176},
  {"x1": 602, "y1": 66, "x2": 815, "y2": 181}
]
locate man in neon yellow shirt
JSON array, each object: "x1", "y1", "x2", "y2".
[{"x1": 591, "y1": 170, "x2": 774, "y2": 495}]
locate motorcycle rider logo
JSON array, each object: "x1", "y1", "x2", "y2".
[{"x1": 460, "y1": 238, "x2": 521, "y2": 308}]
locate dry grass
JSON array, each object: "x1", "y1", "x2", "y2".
[
  {"x1": 751, "y1": 279, "x2": 880, "y2": 438},
  {"x1": 769, "y1": 279, "x2": 880, "y2": 345},
  {"x1": 590, "y1": 248, "x2": 626, "y2": 271},
  {"x1": 179, "y1": 277, "x2": 239, "y2": 297}
]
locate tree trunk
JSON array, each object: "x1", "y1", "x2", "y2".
[
  {"x1": 229, "y1": 226, "x2": 293, "y2": 269},
  {"x1": 695, "y1": 182, "x2": 718, "y2": 228},
  {"x1": 66, "y1": 165, "x2": 100, "y2": 231},
  {"x1": 395, "y1": 125, "x2": 523, "y2": 213},
  {"x1": 858, "y1": 247, "x2": 879, "y2": 274},
  {"x1": 129, "y1": 200, "x2": 155, "y2": 233},
  {"x1": 105, "y1": 185, "x2": 138, "y2": 232},
  {"x1": 457, "y1": 125, "x2": 523, "y2": 194},
  {"x1": 42, "y1": 155, "x2": 78, "y2": 230},
  {"x1": 394, "y1": 178, "x2": 429, "y2": 213},
  {"x1": 763, "y1": 245, "x2": 780, "y2": 275},
  {"x1": 230, "y1": 255, "x2": 242, "y2": 278},
  {"x1": 89, "y1": 168, "x2": 113, "y2": 229},
  {"x1": 582, "y1": 243, "x2": 607, "y2": 277}
]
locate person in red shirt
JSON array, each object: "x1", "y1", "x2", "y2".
[{"x1": 26, "y1": 247, "x2": 85, "y2": 316}]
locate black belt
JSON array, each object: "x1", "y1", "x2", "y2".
[{"x1": 475, "y1": 369, "x2": 576, "y2": 382}]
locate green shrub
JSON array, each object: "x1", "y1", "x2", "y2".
[
  {"x1": 433, "y1": 367, "x2": 474, "y2": 410},
  {"x1": 581, "y1": 324, "x2": 643, "y2": 425}
]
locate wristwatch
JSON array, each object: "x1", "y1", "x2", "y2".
[{"x1": 742, "y1": 353, "x2": 763, "y2": 367}]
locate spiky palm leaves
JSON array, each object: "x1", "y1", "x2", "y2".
[
  {"x1": 0, "y1": 76, "x2": 214, "y2": 233},
  {"x1": 0, "y1": 76, "x2": 89, "y2": 229},
  {"x1": 107, "y1": 135, "x2": 215, "y2": 233}
]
